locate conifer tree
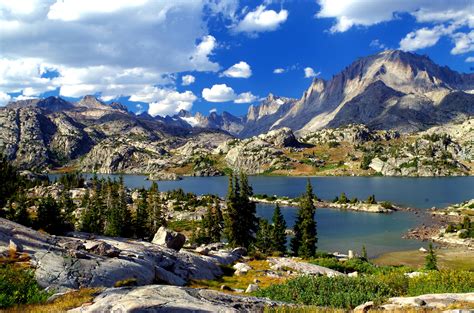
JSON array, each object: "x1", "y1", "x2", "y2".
[
  {"x1": 80, "y1": 181, "x2": 105, "y2": 234},
  {"x1": 271, "y1": 204, "x2": 287, "y2": 254},
  {"x1": 59, "y1": 189, "x2": 76, "y2": 231},
  {"x1": 291, "y1": 179, "x2": 317, "y2": 258},
  {"x1": 147, "y1": 181, "x2": 164, "y2": 234},
  {"x1": 425, "y1": 242, "x2": 438, "y2": 270},
  {"x1": 7, "y1": 191, "x2": 31, "y2": 227},
  {"x1": 134, "y1": 189, "x2": 149, "y2": 239},
  {"x1": 361, "y1": 245, "x2": 368, "y2": 261},
  {"x1": 239, "y1": 173, "x2": 258, "y2": 247},
  {"x1": 36, "y1": 195, "x2": 64, "y2": 234},
  {"x1": 208, "y1": 200, "x2": 223, "y2": 243},
  {"x1": 224, "y1": 173, "x2": 239, "y2": 246},
  {"x1": 255, "y1": 219, "x2": 274, "y2": 254}
]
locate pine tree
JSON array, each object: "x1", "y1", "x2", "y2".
[
  {"x1": 338, "y1": 192, "x2": 348, "y2": 204},
  {"x1": 224, "y1": 173, "x2": 239, "y2": 246},
  {"x1": 255, "y1": 219, "x2": 274, "y2": 254},
  {"x1": 425, "y1": 243, "x2": 438, "y2": 270},
  {"x1": 366, "y1": 194, "x2": 376, "y2": 204},
  {"x1": 147, "y1": 181, "x2": 164, "y2": 234},
  {"x1": 462, "y1": 216, "x2": 471, "y2": 230},
  {"x1": 80, "y1": 182, "x2": 105, "y2": 234},
  {"x1": 104, "y1": 177, "x2": 131, "y2": 237},
  {"x1": 291, "y1": 179, "x2": 317, "y2": 258},
  {"x1": 208, "y1": 199, "x2": 223, "y2": 243},
  {"x1": 59, "y1": 189, "x2": 76, "y2": 231},
  {"x1": 7, "y1": 191, "x2": 31, "y2": 227},
  {"x1": 238, "y1": 173, "x2": 258, "y2": 247},
  {"x1": 36, "y1": 195, "x2": 64, "y2": 234},
  {"x1": 134, "y1": 189, "x2": 149, "y2": 239},
  {"x1": 361, "y1": 245, "x2": 368, "y2": 261},
  {"x1": 271, "y1": 204, "x2": 287, "y2": 254}
]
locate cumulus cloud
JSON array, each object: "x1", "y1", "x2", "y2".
[
  {"x1": 202, "y1": 84, "x2": 257, "y2": 103},
  {"x1": 315, "y1": 1, "x2": 474, "y2": 55},
  {"x1": 222, "y1": 61, "x2": 252, "y2": 78},
  {"x1": 182, "y1": 74, "x2": 196, "y2": 86},
  {"x1": 273, "y1": 68, "x2": 285, "y2": 74},
  {"x1": 0, "y1": 0, "x2": 225, "y2": 110},
  {"x1": 129, "y1": 87, "x2": 197, "y2": 117},
  {"x1": 234, "y1": 91, "x2": 257, "y2": 103},
  {"x1": 209, "y1": 108, "x2": 217, "y2": 113},
  {"x1": 0, "y1": 92, "x2": 12, "y2": 107},
  {"x1": 399, "y1": 25, "x2": 448, "y2": 51},
  {"x1": 202, "y1": 84, "x2": 236, "y2": 102},
  {"x1": 466, "y1": 56, "x2": 474, "y2": 62},
  {"x1": 234, "y1": 5, "x2": 288, "y2": 34},
  {"x1": 304, "y1": 67, "x2": 319, "y2": 78}
]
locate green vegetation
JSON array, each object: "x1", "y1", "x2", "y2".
[
  {"x1": 224, "y1": 172, "x2": 258, "y2": 248},
  {"x1": 425, "y1": 243, "x2": 438, "y2": 271},
  {"x1": 191, "y1": 199, "x2": 224, "y2": 245},
  {"x1": 445, "y1": 215, "x2": 474, "y2": 238},
  {"x1": 291, "y1": 180, "x2": 317, "y2": 258},
  {"x1": 255, "y1": 268, "x2": 474, "y2": 309},
  {"x1": 0, "y1": 265, "x2": 51, "y2": 308}
]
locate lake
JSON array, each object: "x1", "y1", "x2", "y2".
[{"x1": 49, "y1": 174, "x2": 474, "y2": 257}]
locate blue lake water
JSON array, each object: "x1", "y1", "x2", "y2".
[{"x1": 49, "y1": 174, "x2": 474, "y2": 256}]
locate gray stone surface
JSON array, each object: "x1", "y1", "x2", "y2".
[
  {"x1": 151, "y1": 226, "x2": 186, "y2": 251},
  {"x1": 68, "y1": 285, "x2": 280, "y2": 313}
]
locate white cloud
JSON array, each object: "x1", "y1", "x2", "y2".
[
  {"x1": 273, "y1": 68, "x2": 285, "y2": 74},
  {"x1": 234, "y1": 91, "x2": 257, "y2": 103},
  {"x1": 370, "y1": 39, "x2": 387, "y2": 50},
  {"x1": 399, "y1": 26, "x2": 448, "y2": 51},
  {"x1": 451, "y1": 31, "x2": 474, "y2": 55},
  {"x1": 209, "y1": 108, "x2": 217, "y2": 113},
  {"x1": 234, "y1": 5, "x2": 288, "y2": 34},
  {"x1": 304, "y1": 67, "x2": 319, "y2": 78},
  {"x1": 202, "y1": 84, "x2": 236, "y2": 102},
  {"x1": 466, "y1": 56, "x2": 474, "y2": 62},
  {"x1": 129, "y1": 87, "x2": 197, "y2": 117},
  {"x1": 222, "y1": 61, "x2": 252, "y2": 78},
  {"x1": 0, "y1": 1, "x2": 224, "y2": 101},
  {"x1": 0, "y1": 92, "x2": 12, "y2": 107},
  {"x1": 316, "y1": 1, "x2": 474, "y2": 55},
  {"x1": 182, "y1": 74, "x2": 196, "y2": 86}
]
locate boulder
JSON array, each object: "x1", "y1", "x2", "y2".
[
  {"x1": 231, "y1": 247, "x2": 247, "y2": 256},
  {"x1": 348, "y1": 271, "x2": 358, "y2": 277},
  {"x1": 9, "y1": 239, "x2": 22, "y2": 253},
  {"x1": 196, "y1": 246, "x2": 210, "y2": 255},
  {"x1": 354, "y1": 301, "x2": 374, "y2": 313},
  {"x1": 152, "y1": 226, "x2": 186, "y2": 251},
  {"x1": 245, "y1": 284, "x2": 259, "y2": 293},
  {"x1": 155, "y1": 266, "x2": 186, "y2": 286},
  {"x1": 87, "y1": 241, "x2": 121, "y2": 257},
  {"x1": 68, "y1": 285, "x2": 280, "y2": 312},
  {"x1": 233, "y1": 262, "x2": 252, "y2": 274},
  {"x1": 267, "y1": 257, "x2": 344, "y2": 276}
]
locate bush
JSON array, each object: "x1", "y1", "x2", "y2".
[
  {"x1": 407, "y1": 270, "x2": 474, "y2": 295},
  {"x1": 0, "y1": 265, "x2": 51, "y2": 308},
  {"x1": 255, "y1": 275, "x2": 397, "y2": 309}
]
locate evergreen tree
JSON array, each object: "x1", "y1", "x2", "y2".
[
  {"x1": 59, "y1": 189, "x2": 76, "y2": 231},
  {"x1": 0, "y1": 155, "x2": 22, "y2": 209},
  {"x1": 366, "y1": 194, "x2": 376, "y2": 204},
  {"x1": 104, "y1": 177, "x2": 131, "y2": 237},
  {"x1": 462, "y1": 216, "x2": 471, "y2": 230},
  {"x1": 80, "y1": 182, "x2": 105, "y2": 234},
  {"x1": 134, "y1": 189, "x2": 149, "y2": 239},
  {"x1": 147, "y1": 181, "x2": 164, "y2": 234},
  {"x1": 425, "y1": 243, "x2": 438, "y2": 270},
  {"x1": 36, "y1": 195, "x2": 64, "y2": 234},
  {"x1": 361, "y1": 245, "x2": 368, "y2": 261},
  {"x1": 291, "y1": 179, "x2": 317, "y2": 258},
  {"x1": 6, "y1": 191, "x2": 31, "y2": 227},
  {"x1": 338, "y1": 192, "x2": 348, "y2": 204},
  {"x1": 271, "y1": 204, "x2": 287, "y2": 254},
  {"x1": 224, "y1": 172, "x2": 258, "y2": 248},
  {"x1": 255, "y1": 219, "x2": 274, "y2": 254},
  {"x1": 208, "y1": 200, "x2": 223, "y2": 243}
]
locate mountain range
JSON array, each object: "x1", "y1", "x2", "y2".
[{"x1": 0, "y1": 49, "x2": 473, "y2": 173}]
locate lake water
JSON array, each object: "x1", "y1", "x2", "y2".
[{"x1": 49, "y1": 174, "x2": 474, "y2": 257}]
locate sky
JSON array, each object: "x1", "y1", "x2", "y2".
[{"x1": 0, "y1": 0, "x2": 473, "y2": 117}]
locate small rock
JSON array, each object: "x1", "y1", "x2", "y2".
[
  {"x1": 9, "y1": 239, "x2": 22, "y2": 253},
  {"x1": 245, "y1": 284, "x2": 259, "y2": 293},
  {"x1": 233, "y1": 262, "x2": 252, "y2": 273},
  {"x1": 414, "y1": 298, "x2": 426, "y2": 306},
  {"x1": 220, "y1": 285, "x2": 233, "y2": 291},
  {"x1": 354, "y1": 301, "x2": 374, "y2": 313},
  {"x1": 419, "y1": 247, "x2": 428, "y2": 252},
  {"x1": 348, "y1": 271, "x2": 358, "y2": 277},
  {"x1": 231, "y1": 247, "x2": 247, "y2": 256},
  {"x1": 87, "y1": 241, "x2": 121, "y2": 257},
  {"x1": 152, "y1": 227, "x2": 186, "y2": 251},
  {"x1": 196, "y1": 246, "x2": 210, "y2": 256}
]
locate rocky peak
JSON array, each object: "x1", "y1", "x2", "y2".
[
  {"x1": 109, "y1": 102, "x2": 128, "y2": 112},
  {"x1": 76, "y1": 95, "x2": 109, "y2": 109}
]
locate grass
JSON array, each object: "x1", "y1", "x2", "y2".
[
  {"x1": 2, "y1": 288, "x2": 102, "y2": 313},
  {"x1": 188, "y1": 260, "x2": 287, "y2": 292},
  {"x1": 373, "y1": 248, "x2": 474, "y2": 271}
]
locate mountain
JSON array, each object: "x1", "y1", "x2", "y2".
[
  {"x1": 173, "y1": 110, "x2": 245, "y2": 136},
  {"x1": 262, "y1": 50, "x2": 474, "y2": 134},
  {"x1": 0, "y1": 95, "x2": 232, "y2": 172}
]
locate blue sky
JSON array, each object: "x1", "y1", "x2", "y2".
[{"x1": 1, "y1": 0, "x2": 473, "y2": 117}]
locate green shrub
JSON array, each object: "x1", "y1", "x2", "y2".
[
  {"x1": 255, "y1": 275, "x2": 397, "y2": 309},
  {"x1": 114, "y1": 278, "x2": 138, "y2": 287},
  {"x1": 0, "y1": 265, "x2": 51, "y2": 308},
  {"x1": 407, "y1": 270, "x2": 474, "y2": 295}
]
